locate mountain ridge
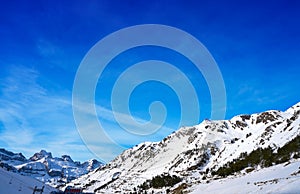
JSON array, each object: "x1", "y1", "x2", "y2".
[
  {"x1": 0, "y1": 148, "x2": 104, "y2": 188},
  {"x1": 67, "y1": 102, "x2": 300, "y2": 193}
]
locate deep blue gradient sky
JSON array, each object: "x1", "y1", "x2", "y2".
[{"x1": 0, "y1": 0, "x2": 299, "y2": 162}]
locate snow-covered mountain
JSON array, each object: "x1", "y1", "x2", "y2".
[
  {"x1": 0, "y1": 149, "x2": 104, "y2": 188},
  {"x1": 67, "y1": 102, "x2": 300, "y2": 193}
]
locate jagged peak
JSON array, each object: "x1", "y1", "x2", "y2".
[
  {"x1": 0, "y1": 148, "x2": 27, "y2": 162},
  {"x1": 61, "y1": 155, "x2": 73, "y2": 162},
  {"x1": 29, "y1": 150, "x2": 52, "y2": 161}
]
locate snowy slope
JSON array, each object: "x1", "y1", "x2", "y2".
[
  {"x1": 191, "y1": 159, "x2": 300, "y2": 194},
  {"x1": 0, "y1": 167, "x2": 57, "y2": 194},
  {"x1": 68, "y1": 102, "x2": 300, "y2": 193}
]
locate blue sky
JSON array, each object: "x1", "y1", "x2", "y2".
[{"x1": 0, "y1": 0, "x2": 299, "y2": 162}]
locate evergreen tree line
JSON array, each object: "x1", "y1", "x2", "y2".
[
  {"x1": 139, "y1": 174, "x2": 182, "y2": 190},
  {"x1": 212, "y1": 135, "x2": 300, "y2": 177}
]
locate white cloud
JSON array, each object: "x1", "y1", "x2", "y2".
[
  {"x1": 0, "y1": 65, "x2": 90, "y2": 160},
  {"x1": 72, "y1": 99, "x2": 175, "y2": 162},
  {"x1": 0, "y1": 65, "x2": 175, "y2": 162}
]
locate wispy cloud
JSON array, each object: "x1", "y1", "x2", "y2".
[
  {"x1": 0, "y1": 65, "x2": 93, "y2": 160},
  {"x1": 72, "y1": 97, "x2": 175, "y2": 162},
  {"x1": 35, "y1": 38, "x2": 80, "y2": 72},
  {"x1": 0, "y1": 65, "x2": 175, "y2": 162},
  {"x1": 73, "y1": 100, "x2": 173, "y2": 134},
  {"x1": 236, "y1": 83, "x2": 288, "y2": 105}
]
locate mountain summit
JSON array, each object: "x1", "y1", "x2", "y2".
[{"x1": 29, "y1": 150, "x2": 52, "y2": 161}]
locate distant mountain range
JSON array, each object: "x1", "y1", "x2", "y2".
[
  {"x1": 66, "y1": 102, "x2": 300, "y2": 193},
  {"x1": 0, "y1": 148, "x2": 103, "y2": 188}
]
